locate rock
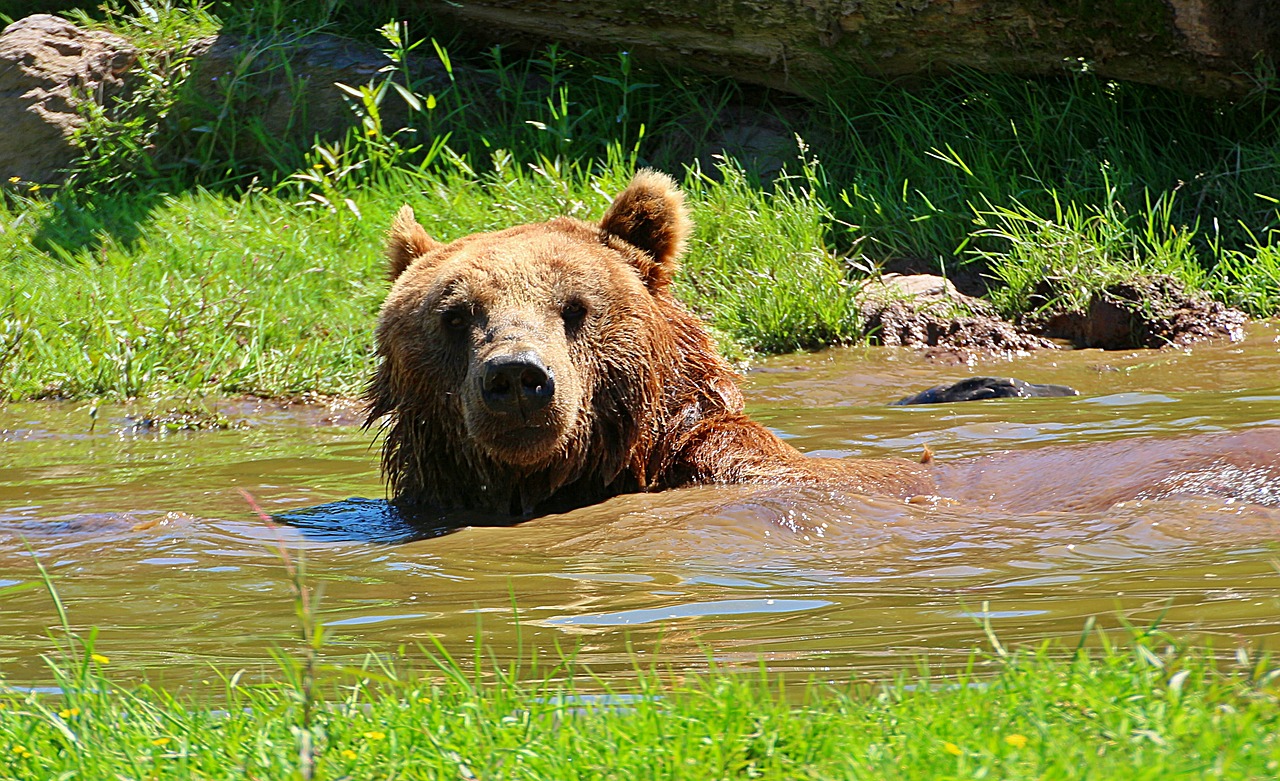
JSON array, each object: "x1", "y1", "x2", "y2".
[
  {"x1": 179, "y1": 32, "x2": 450, "y2": 164},
  {"x1": 0, "y1": 15, "x2": 137, "y2": 185},
  {"x1": 893, "y1": 376, "x2": 1079, "y2": 405},
  {"x1": 862, "y1": 272, "x2": 973, "y2": 304},
  {"x1": 1039, "y1": 276, "x2": 1247, "y2": 349},
  {"x1": 413, "y1": 0, "x2": 1277, "y2": 100},
  {"x1": 651, "y1": 103, "x2": 803, "y2": 180},
  {"x1": 858, "y1": 273, "x2": 1059, "y2": 357},
  {"x1": 706, "y1": 111, "x2": 795, "y2": 178}
]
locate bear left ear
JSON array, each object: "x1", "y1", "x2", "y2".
[
  {"x1": 386, "y1": 205, "x2": 442, "y2": 281},
  {"x1": 600, "y1": 169, "x2": 691, "y2": 289}
]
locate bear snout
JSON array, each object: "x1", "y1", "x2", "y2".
[{"x1": 480, "y1": 351, "x2": 556, "y2": 419}]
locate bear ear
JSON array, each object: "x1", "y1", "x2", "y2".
[
  {"x1": 386, "y1": 205, "x2": 441, "y2": 281},
  {"x1": 600, "y1": 169, "x2": 691, "y2": 289}
]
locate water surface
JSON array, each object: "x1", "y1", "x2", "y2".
[{"x1": 2, "y1": 325, "x2": 1279, "y2": 686}]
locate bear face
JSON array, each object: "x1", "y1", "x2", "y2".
[
  {"x1": 376, "y1": 219, "x2": 666, "y2": 469},
  {"x1": 366, "y1": 170, "x2": 933, "y2": 516},
  {"x1": 366, "y1": 171, "x2": 721, "y2": 514}
]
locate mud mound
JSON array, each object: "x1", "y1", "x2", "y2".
[
  {"x1": 864, "y1": 301, "x2": 1059, "y2": 355},
  {"x1": 1038, "y1": 276, "x2": 1246, "y2": 350},
  {"x1": 858, "y1": 274, "x2": 1058, "y2": 359}
]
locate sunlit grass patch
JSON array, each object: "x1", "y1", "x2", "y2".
[
  {"x1": 2, "y1": 153, "x2": 865, "y2": 399},
  {"x1": 971, "y1": 187, "x2": 1208, "y2": 319},
  {"x1": 1, "y1": 188, "x2": 391, "y2": 400},
  {"x1": 1, "y1": 634, "x2": 1277, "y2": 779},
  {"x1": 679, "y1": 155, "x2": 867, "y2": 354},
  {"x1": 1209, "y1": 221, "x2": 1280, "y2": 317}
]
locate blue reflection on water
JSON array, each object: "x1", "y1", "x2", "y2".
[
  {"x1": 549, "y1": 598, "x2": 833, "y2": 626},
  {"x1": 277, "y1": 497, "x2": 516, "y2": 543}
]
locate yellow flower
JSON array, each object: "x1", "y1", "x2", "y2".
[
  {"x1": 1005, "y1": 734, "x2": 1028, "y2": 749},
  {"x1": 12, "y1": 745, "x2": 33, "y2": 758},
  {"x1": 59, "y1": 707, "x2": 81, "y2": 718},
  {"x1": 417, "y1": 697, "x2": 430, "y2": 704},
  {"x1": 91, "y1": 653, "x2": 110, "y2": 664},
  {"x1": 28, "y1": 184, "x2": 40, "y2": 192},
  {"x1": 151, "y1": 737, "x2": 171, "y2": 746},
  {"x1": 341, "y1": 749, "x2": 358, "y2": 759},
  {"x1": 943, "y1": 742, "x2": 963, "y2": 756},
  {"x1": 8, "y1": 176, "x2": 19, "y2": 183},
  {"x1": 363, "y1": 730, "x2": 386, "y2": 741}
]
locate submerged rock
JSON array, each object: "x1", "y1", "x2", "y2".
[
  {"x1": 893, "y1": 376, "x2": 1079, "y2": 405},
  {"x1": 0, "y1": 14, "x2": 137, "y2": 184}
]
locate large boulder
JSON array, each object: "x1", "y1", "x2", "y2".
[
  {"x1": 0, "y1": 14, "x2": 137, "y2": 185},
  {"x1": 411, "y1": 0, "x2": 1280, "y2": 99}
]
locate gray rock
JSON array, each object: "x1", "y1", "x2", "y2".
[
  {"x1": 179, "y1": 31, "x2": 451, "y2": 164},
  {"x1": 0, "y1": 14, "x2": 137, "y2": 185},
  {"x1": 858, "y1": 272, "x2": 984, "y2": 312}
]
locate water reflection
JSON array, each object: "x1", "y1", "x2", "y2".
[{"x1": 280, "y1": 498, "x2": 478, "y2": 543}]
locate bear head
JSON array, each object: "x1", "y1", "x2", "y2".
[{"x1": 366, "y1": 170, "x2": 733, "y2": 515}]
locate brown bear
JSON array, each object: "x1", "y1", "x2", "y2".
[{"x1": 365, "y1": 170, "x2": 933, "y2": 515}]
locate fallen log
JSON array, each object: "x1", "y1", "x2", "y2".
[{"x1": 414, "y1": 0, "x2": 1278, "y2": 98}]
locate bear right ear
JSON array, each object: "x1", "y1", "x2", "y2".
[
  {"x1": 386, "y1": 205, "x2": 441, "y2": 281},
  {"x1": 600, "y1": 169, "x2": 691, "y2": 290}
]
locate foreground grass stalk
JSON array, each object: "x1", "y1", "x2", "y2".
[{"x1": 242, "y1": 489, "x2": 323, "y2": 780}]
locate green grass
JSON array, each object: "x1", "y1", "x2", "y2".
[
  {"x1": 1, "y1": 187, "x2": 387, "y2": 399},
  {"x1": 1, "y1": 635, "x2": 1277, "y2": 779},
  {"x1": 971, "y1": 187, "x2": 1207, "y2": 319},
  {"x1": 3, "y1": 0, "x2": 1280, "y2": 400},
  {"x1": 1, "y1": 155, "x2": 864, "y2": 399}
]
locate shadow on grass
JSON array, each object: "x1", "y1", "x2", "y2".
[{"x1": 31, "y1": 188, "x2": 169, "y2": 259}]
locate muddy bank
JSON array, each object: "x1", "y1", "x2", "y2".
[
  {"x1": 859, "y1": 273, "x2": 1248, "y2": 359},
  {"x1": 1035, "y1": 276, "x2": 1248, "y2": 349}
]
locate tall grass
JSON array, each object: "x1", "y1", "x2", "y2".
[
  {"x1": 2, "y1": 1, "x2": 1280, "y2": 399},
  {"x1": 680, "y1": 152, "x2": 866, "y2": 353}
]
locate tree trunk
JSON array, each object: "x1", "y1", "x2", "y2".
[{"x1": 415, "y1": 0, "x2": 1278, "y2": 98}]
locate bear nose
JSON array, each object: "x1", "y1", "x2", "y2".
[{"x1": 480, "y1": 352, "x2": 555, "y2": 417}]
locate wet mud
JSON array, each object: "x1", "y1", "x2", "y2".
[
  {"x1": 861, "y1": 273, "x2": 1248, "y2": 358},
  {"x1": 1037, "y1": 276, "x2": 1248, "y2": 349}
]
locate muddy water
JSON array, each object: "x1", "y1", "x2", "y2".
[{"x1": 2, "y1": 325, "x2": 1279, "y2": 686}]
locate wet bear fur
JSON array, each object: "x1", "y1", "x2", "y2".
[{"x1": 365, "y1": 170, "x2": 932, "y2": 515}]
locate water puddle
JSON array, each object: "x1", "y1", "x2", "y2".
[{"x1": 2, "y1": 324, "x2": 1279, "y2": 685}]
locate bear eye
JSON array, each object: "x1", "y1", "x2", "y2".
[
  {"x1": 441, "y1": 307, "x2": 470, "y2": 332},
  {"x1": 561, "y1": 299, "x2": 588, "y2": 329}
]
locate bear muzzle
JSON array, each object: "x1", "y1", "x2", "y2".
[{"x1": 479, "y1": 350, "x2": 556, "y2": 420}]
